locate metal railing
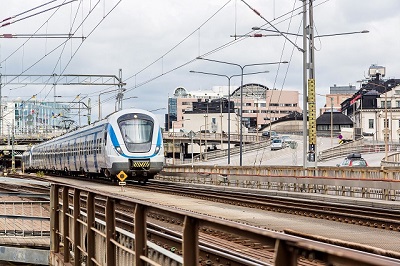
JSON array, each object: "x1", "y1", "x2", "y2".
[
  {"x1": 159, "y1": 165, "x2": 400, "y2": 201},
  {"x1": 0, "y1": 200, "x2": 50, "y2": 236},
  {"x1": 318, "y1": 138, "x2": 400, "y2": 161},
  {"x1": 381, "y1": 152, "x2": 400, "y2": 167},
  {"x1": 50, "y1": 183, "x2": 400, "y2": 266},
  {"x1": 192, "y1": 140, "x2": 271, "y2": 162}
]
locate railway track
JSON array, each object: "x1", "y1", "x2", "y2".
[
  {"x1": 6, "y1": 173, "x2": 400, "y2": 264},
  {"x1": 133, "y1": 180, "x2": 400, "y2": 233}
]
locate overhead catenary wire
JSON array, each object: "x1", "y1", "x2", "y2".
[
  {"x1": 0, "y1": 0, "x2": 78, "y2": 29},
  {"x1": 119, "y1": 0, "x2": 317, "y2": 99},
  {"x1": 0, "y1": 0, "x2": 124, "y2": 126},
  {"x1": 253, "y1": 0, "x2": 301, "y2": 166}
]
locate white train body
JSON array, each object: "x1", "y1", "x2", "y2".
[{"x1": 22, "y1": 109, "x2": 164, "y2": 182}]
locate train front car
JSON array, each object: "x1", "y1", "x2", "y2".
[{"x1": 104, "y1": 109, "x2": 164, "y2": 183}]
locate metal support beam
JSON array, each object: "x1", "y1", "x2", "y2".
[
  {"x1": 73, "y1": 189, "x2": 81, "y2": 266},
  {"x1": 62, "y1": 187, "x2": 70, "y2": 262},
  {"x1": 50, "y1": 185, "x2": 60, "y2": 253},
  {"x1": 274, "y1": 239, "x2": 298, "y2": 265},
  {"x1": 182, "y1": 216, "x2": 199, "y2": 265},
  {"x1": 86, "y1": 192, "x2": 95, "y2": 266},
  {"x1": 105, "y1": 197, "x2": 116, "y2": 266},
  {"x1": 0, "y1": 245, "x2": 49, "y2": 265},
  {"x1": 134, "y1": 204, "x2": 146, "y2": 266}
]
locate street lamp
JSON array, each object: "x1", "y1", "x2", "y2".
[
  {"x1": 199, "y1": 124, "x2": 209, "y2": 161},
  {"x1": 330, "y1": 97, "x2": 334, "y2": 147},
  {"x1": 172, "y1": 119, "x2": 190, "y2": 164},
  {"x1": 195, "y1": 57, "x2": 287, "y2": 166},
  {"x1": 190, "y1": 70, "x2": 269, "y2": 164}
]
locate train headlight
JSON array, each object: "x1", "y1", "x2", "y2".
[
  {"x1": 154, "y1": 146, "x2": 160, "y2": 154},
  {"x1": 115, "y1": 146, "x2": 123, "y2": 155}
]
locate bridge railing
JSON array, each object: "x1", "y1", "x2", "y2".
[
  {"x1": 50, "y1": 183, "x2": 399, "y2": 266},
  {"x1": 159, "y1": 165, "x2": 400, "y2": 201},
  {"x1": 163, "y1": 132, "x2": 262, "y2": 143},
  {"x1": 318, "y1": 138, "x2": 400, "y2": 161},
  {"x1": 191, "y1": 140, "x2": 271, "y2": 162},
  {"x1": 381, "y1": 152, "x2": 400, "y2": 167}
]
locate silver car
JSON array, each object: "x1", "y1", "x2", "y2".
[{"x1": 270, "y1": 138, "x2": 284, "y2": 151}]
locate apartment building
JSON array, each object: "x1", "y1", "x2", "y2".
[
  {"x1": 166, "y1": 84, "x2": 301, "y2": 132},
  {"x1": 319, "y1": 84, "x2": 357, "y2": 115}
]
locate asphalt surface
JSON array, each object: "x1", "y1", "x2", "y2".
[{"x1": 195, "y1": 136, "x2": 388, "y2": 167}]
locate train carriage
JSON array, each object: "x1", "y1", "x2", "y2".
[{"x1": 22, "y1": 109, "x2": 164, "y2": 183}]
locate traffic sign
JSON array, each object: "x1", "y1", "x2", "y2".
[
  {"x1": 117, "y1": 171, "x2": 128, "y2": 182},
  {"x1": 188, "y1": 130, "x2": 196, "y2": 139}
]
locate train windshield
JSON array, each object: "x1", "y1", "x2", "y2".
[{"x1": 119, "y1": 119, "x2": 153, "y2": 152}]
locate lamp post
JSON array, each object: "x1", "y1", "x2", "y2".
[
  {"x1": 330, "y1": 97, "x2": 334, "y2": 147},
  {"x1": 199, "y1": 124, "x2": 208, "y2": 161},
  {"x1": 98, "y1": 88, "x2": 126, "y2": 120},
  {"x1": 190, "y1": 70, "x2": 269, "y2": 164},
  {"x1": 172, "y1": 119, "x2": 190, "y2": 164},
  {"x1": 384, "y1": 89, "x2": 388, "y2": 161},
  {"x1": 195, "y1": 57, "x2": 287, "y2": 166}
]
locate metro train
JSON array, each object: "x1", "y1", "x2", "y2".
[{"x1": 22, "y1": 108, "x2": 165, "y2": 183}]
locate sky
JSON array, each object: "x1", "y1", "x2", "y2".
[{"x1": 1, "y1": 0, "x2": 399, "y2": 125}]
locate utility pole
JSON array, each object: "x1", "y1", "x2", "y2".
[
  {"x1": 307, "y1": 0, "x2": 317, "y2": 167},
  {"x1": 301, "y1": 0, "x2": 317, "y2": 167},
  {"x1": 0, "y1": 74, "x2": 2, "y2": 136},
  {"x1": 11, "y1": 120, "x2": 15, "y2": 173},
  {"x1": 302, "y1": 0, "x2": 308, "y2": 168}
]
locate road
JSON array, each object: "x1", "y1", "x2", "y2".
[{"x1": 195, "y1": 135, "x2": 388, "y2": 167}]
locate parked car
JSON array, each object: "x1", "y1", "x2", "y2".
[
  {"x1": 270, "y1": 138, "x2": 284, "y2": 151},
  {"x1": 337, "y1": 153, "x2": 368, "y2": 167}
]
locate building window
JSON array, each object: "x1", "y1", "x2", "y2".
[
  {"x1": 381, "y1": 100, "x2": 391, "y2": 108},
  {"x1": 396, "y1": 101, "x2": 400, "y2": 108},
  {"x1": 384, "y1": 118, "x2": 389, "y2": 128},
  {"x1": 369, "y1": 119, "x2": 374, "y2": 129}
]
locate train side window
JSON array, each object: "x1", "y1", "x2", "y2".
[{"x1": 104, "y1": 132, "x2": 107, "y2": 146}]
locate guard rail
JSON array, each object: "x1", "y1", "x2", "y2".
[{"x1": 159, "y1": 165, "x2": 400, "y2": 201}]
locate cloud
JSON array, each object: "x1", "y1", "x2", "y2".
[{"x1": 1, "y1": 0, "x2": 399, "y2": 122}]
